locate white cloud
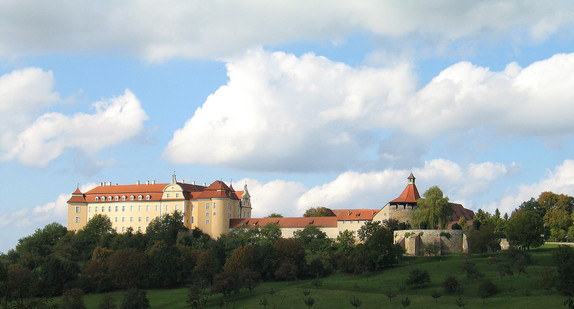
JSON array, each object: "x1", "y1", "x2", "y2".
[
  {"x1": 0, "y1": 182, "x2": 97, "y2": 229},
  {"x1": 0, "y1": 1, "x2": 571, "y2": 61},
  {"x1": 166, "y1": 50, "x2": 574, "y2": 172},
  {"x1": 1, "y1": 89, "x2": 148, "y2": 166},
  {"x1": 236, "y1": 178, "x2": 308, "y2": 217},
  {"x1": 484, "y1": 160, "x2": 574, "y2": 216}
]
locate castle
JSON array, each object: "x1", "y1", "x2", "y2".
[
  {"x1": 67, "y1": 173, "x2": 474, "y2": 244},
  {"x1": 67, "y1": 174, "x2": 252, "y2": 238}
]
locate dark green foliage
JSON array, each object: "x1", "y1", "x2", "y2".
[
  {"x1": 349, "y1": 296, "x2": 362, "y2": 308},
  {"x1": 353, "y1": 226, "x2": 403, "y2": 272},
  {"x1": 39, "y1": 255, "x2": 80, "y2": 296},
  {"x1": 186, "y1": 282, "x2": 208, "y2": 309},
  {"x1": 553, "y1": 245, "x2": 574, "y2": 296},
  {"x1": 62, "y1": 288, "x2": 86, "y2": 309},
  {"x1": 121, "y1": 289, "x2": 150, "y2": 309},
  {"x1": 537, "y1": 267, "x2": 555, "y2": 290},
  {"x1": 405, "y1": 268, "x2": 431, "y2": 288},
  {"x1": 106, "y1": 248, "x2": 147, "y2": 289},
  {"x1": 239, "y1": 269, "x2": 261, "y2": 295},
  {"x1": 412, "y1": 186, "x2": 453, "y2": 229},
  {"x1": 303, "y1": 296, "x2": 315, "y2": 308},
  {"x1": 442, "y1": 275, "x2": 460, "y2": 294},
  {"x1": 146, "y1": 241, "x2": 181, "y2": 287},
  {"x1": 401, "y1": 297, "x2": 411, "y2": 308},
  {"x1": 383, "y1": 289, "x2": 398, "y2": 303},
  {"x1": 459, "y1": 261, "x2": 483, "y2": 283},
  {"x1": 431, "y1": 290, "x2": 441, "y2": 303},
  {"x1": 468, "y1": 225, "x2": 501, "y2": 253},
  {"x1": 211, "y1": 272, "x2": 240, "y2": 299},
  {"x1": 478, "y1": 279, "x2": 498, "y2": 301},
  {"x1": 293, "y1": 225, "x2": 332, "y2": 254},
  {"x1": 145, "y1": 211, "x2": 188, "y2": 246},
  {"x1": 303, "y1": 207, "x2": 335, "y2": 217},
  {"x1": 455, "y1": 297, "x2": 466, "y2": 307},
  {"x1": 506, "y1": 209, "x2": 544, "y2": 250},
  {"x1": 356, "y1": 221, "x2": 383, "y2": 242}
]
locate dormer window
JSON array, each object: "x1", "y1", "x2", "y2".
[
  {"x1": 122, "y1": 196, "x2": 126, "y2": 201},
  {"x1": 130, "y1": 195, "x2": 135, "y2": 201},
  {"x1": 167, "y1": 193, "x2": 170, "y2": 198},
  {"x1": 115, "y1": 196, "x2": 119, "y2": 201},
  {"x1": 146, "y1": 195, "x2": 151, "y2": 200},
  {"x1": 138, "y1": 195, "x2": 143, "y2": 200},
  {"x1": 95, "y1": 197, "x2": 99, "y2": 202},
  {"x1": 102, "y1": 196, "x2": 106, "y2": 201},
  {"x1": 107, "y1": 196, "x2": 112, "y2": 201}
]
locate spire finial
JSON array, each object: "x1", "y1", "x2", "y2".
[{"x1": 172, "y1": 171, "x2": 177, "y2": 183}]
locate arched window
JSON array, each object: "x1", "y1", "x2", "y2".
[
  {"x1": 102, "y1": 196, "x2": 106, "y2": 201},
  {"x1": 130, "y1": 195, "x2": 135, "y2": 201},
  {"x1": 95, "y1": 197, "x2": 99, "y2": 202},
  {"x1": 107, "y1": 196, "x2": 112, "y2": 201},
  {"x1": 115, "y1": 196, "x2": 119, "y2": 201},
  {"x1": 138, "y1": 195, "x2": 143, "y2": 200},
  {"x1": 122, "y1": 195, "x2": 126, "y2": 201},
  {"x1": 146, "y1": 194, "x2": 151, "y2": 200}
]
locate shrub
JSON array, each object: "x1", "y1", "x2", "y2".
[
  {"x1": 442, "y1": 276, "x2": 460, "y2": 294},
  {"x1": 478, "y1": 279, "x2": 498, "y2": 302},
  {"x1": 439, "y1": 232, "x2": 452, "y2": 239},
  {"x1": 405, "y1": 268, "x2": 431, "y2": 288}
]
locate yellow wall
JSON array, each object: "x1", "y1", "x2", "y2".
[{"x1": 67, "y1": 203, "x2": 87, "y2": 231}]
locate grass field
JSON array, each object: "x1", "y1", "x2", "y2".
[{"x1": 76, "y1": 244, "x2": 569, "y2": 308}]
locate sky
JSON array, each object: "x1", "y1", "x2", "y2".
[{"x1": 1, "y1": 1, "x2": 574, "y2": 252}]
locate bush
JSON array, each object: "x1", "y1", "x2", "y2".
[
  {"x1": 442, "y1": 276, "x2": 460, "y2": 294},
  {"x1": 405, "y1": 268, "x2": 431, "y2": 288},
  {"x1": 62, "y1": 288, "x2": 86, "y2": 309},
  {"x1": 478, "y1": 279, "x2": 498, "y2": 301}
]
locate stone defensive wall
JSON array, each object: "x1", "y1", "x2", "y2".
[{"x1": 394, "y1": 229, "x2": 469, "y2": 256}]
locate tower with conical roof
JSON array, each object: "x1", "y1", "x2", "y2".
[{"x1": 375, "y1": 173, "x2": 421, "y2": 224}]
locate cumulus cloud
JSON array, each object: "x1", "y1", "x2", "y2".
[
  {"x1": 165, "y1": 50, "x2": 574, "y2": 172},
  {"x1": 0, "y1": 1, "x2": 571, "y2": 61},
  {"x1": 1, "y1": 88, "x2": 148, "y2": 166},
  {"x1": 484, "y1": 160, "x2": 574, "y2": 216},
  {"x1": 236, "y1": 178, "x2": 308, "y2": 218}
]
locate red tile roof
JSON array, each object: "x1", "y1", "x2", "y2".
[
  {"x1": 198, "y1": 180, "x2": 240, "y2": 200},
  {"x1": 451, "y1": 203, "x2": 474, "y2": 222},
  {"x1": 390, "y1": 183, "x2": 420, "y2": 204},
  {"x1": 229, "y1": 217, "x2": 338, "y2": 229},
  {"x1": 331, "y1": 209, "x2": 380, "y2": 221}
]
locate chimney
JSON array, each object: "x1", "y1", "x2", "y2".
[
  {"x1": 146, "y1": 180, "x2": 149, "y2": 185},
  {"x1": 152, "y1": 180, "x2": 155, "y2": 184},
  {"x1": 108, "y1": 181, "x2": 112, "y2": 186},
  {"x1": 348, "y1": 210, "x2": 350, "y2": 216},
  {"x1": 136, "y1": 180, "x2": 140, "y2": 185},
  {"x1": 192, "y1": 181, "x2": 195, "y2": 185}
]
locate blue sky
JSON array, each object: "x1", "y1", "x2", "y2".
[{"x1": 1, "y1": 1, "x2": 574, "y2": 252}]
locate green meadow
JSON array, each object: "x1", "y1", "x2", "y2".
[{"x1": 75, "y1": 244, "x2": 568, "y2": 308}]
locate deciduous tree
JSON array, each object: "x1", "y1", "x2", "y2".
[{"x1": 412, "y1": 186, "x2": 453, "y2": 229}]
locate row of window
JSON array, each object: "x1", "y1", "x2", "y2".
[
  {"x1": 95, "y1": 195, "x2": 151, "y2": 202},
  {"x1": 88, "y1": 204, "x2": 182, "y2": 213}
]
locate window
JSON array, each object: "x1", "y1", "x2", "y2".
[
  {"x1": 88, "y1": 206, "x2": 91, "y2": 212},
  {"x1": 191, "y1": 216, "x2": 194, "y2": 224},
  {"x1": 167, "y1": 193, "x2": 170, "y2": 198},
  {"x1": 166, "y1": 205, "x2": 169, "y2": 212},
  {"x1": 206, "y1": 203, "x2": 210, "y2": 210},
  {"x1": 108, "y1": 206, "x2": 111, "y2": 212},
  {"x1": 176, "y1": 193, "x2": 179, "y2": 198},
  {"x1": 122, "y1": 195, "x2": 126, "y2": 201},
  {"x1": 130, "y1": 206, "x2": 134, "y2": 212},
  {"x1": 213, "y1": 202, "x2": 217, "y2": 209},
  {"x1": 102, "y1": 206, "x2": 105, "y2": 212},
  {"x1": 88, "y1": 217, "x2": 91, "y2": 221},
  {"x1": 155, "y1": 205, "x2": 159, "y2": 211},
  {"x1": 175, "y1": 205, "x2": 179, "y2": 211},
  {"x1": 115, "y1": 227, "x2": 118, "y2": 232},
  {"x1": 228, "y1": 203, "x2": 231, "y2": 211},
  {"x1": 138, "y1": 195, "x2": 143, "y2": 200},
  {"x1": 95, "y1": 197, "x2": 99, "y2": 202},
  {"x1": 130, "y1": 195, "x2": 135, "y2": 201},
  {"x1": 108, "y1": 196, "x2": 112, "y2": 201},
  {"x1": 146, "y1": 217, "x2": 149, "y2": 222},
  {"x1": 102, "y1": 196, "x2": 106, "y2": 201},
  {"x1": 138, "y1": 226, "x2": 142, "y2": 232},
  {"x1": 95, "y1": 207, "x2": 98, "y2": 213},
  {"x1": 122, "y1": 227, "x2": 125, "y2": 232},
  {"x1": 122, "y1": 217, "x2": 125, "y2": 222},
  {"x1": 75, "y1": 217, "x2": 80, "y2": 223},
  {"x1": 146, "y1": 205, "x2": 149, "y2": 212},
  {"x1": 115, "y1": 196, "x2": 119, "y2": 201},
  {"x1": 115, "y1": 206, "x2": 119, "y2": 212},
  {"x1": 138, "y1": 205, "x2": 142, "y2": 212},
  {"x1": 213, "y1": 212, "x2": 216, "y2": 216},
  {"x1": 138, "y1": 217, "x2": 141, "y2": 222},
  {"x1": 122, "y1": 206, "x2": 125, "y2": 212},
  {"x1": 206, "y1": 212, "x2": 210, "y2": 217},
  {"x1": 146, "y1": 195, "x2": 151, "y2": 200},
  {"x1": 130, "y1": 217, "x2": 133, "y2": 222},
  {"x1": 206, "y1": 219, "x2": 210, "y2": 224},
  {"x1": 115, "y1": 217, "x2": 118, "y2": 222}
]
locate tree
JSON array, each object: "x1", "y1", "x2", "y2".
[
  {"x1": 478, "y1": 279, "x2": 498, "y2": 303},
  {"x1": 211, "y1": 272, "x2": 240, "y2": 300},
  {"x1": 442, "y1": 276, "x2": 460, "y2": 294},
  {"x1": 537, "y1": 267, "x2": 555, "y2": 291},
  {"x1": 106, "y1": 248, "x2": 147, "y2": 289},
  {"x1": 412, "y1": 186, "x2": 453, "y2": 229},
  {"x1": 62, "y1": 288, "x2": 86, "y2": 309},
  {"x1": 293, "y1": 225, "x2": 332, "y2": 253},
  {"x1": 266, "y1": 213, "x2": 283, "y2": 218},
  {"x1": 121, "y1": 289, "x2": 150, "y2": 309},
  {"x1": 349, "y1": 296, "x2": 362, "y2": 308},
  {"x1": 383, "y1": 289, "x2": 398, "y2": 303},
  {"x1": 459, "y1": 261, "x2": 483, "y2": 283},
  {"x1": 186, "y1": 282, "x2": 208, "y2": 309},
  {"x1": 553, "y1": 245, "x2": 574, "y2": 296},
  {"x1": 273, "y1": 238, "x2": 305, "y2": 279},
  {"x1": 146, "y1": 211, "x2": 188, "y2": 246},
  {"x1": 15, "y1": 222, "x2": 67, "y2": 261},
  {"x1": 224, "y1": 244, "x2": 255, "y2": 273},
  {"x1": 146, "y1": 241, "x2": 181, "y2": 287},
  {"x1": 401, "y1": 297, "x2": 411, "y2": 308},
  {"x1": 239, "y1": 269, "x2": 261, "y2": 295},
  {"x1": 431, "y1": 290, "x2": 442, "y2": 303},
  {"x1": 468, "y1": 225, "x2": 501, "y2": 254},
  {"x1": 303, "y1": 207, "x2": 335, "y2": 217},
  {"x1": 405, "y1": 268, "x2": 431, "y2": 289},
  {"x1": 506, "y1": 208, "x2": 544, "y2": 250},
  {"x1": 357, "y1": 221, "x2": 383, "y2": 242}
]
